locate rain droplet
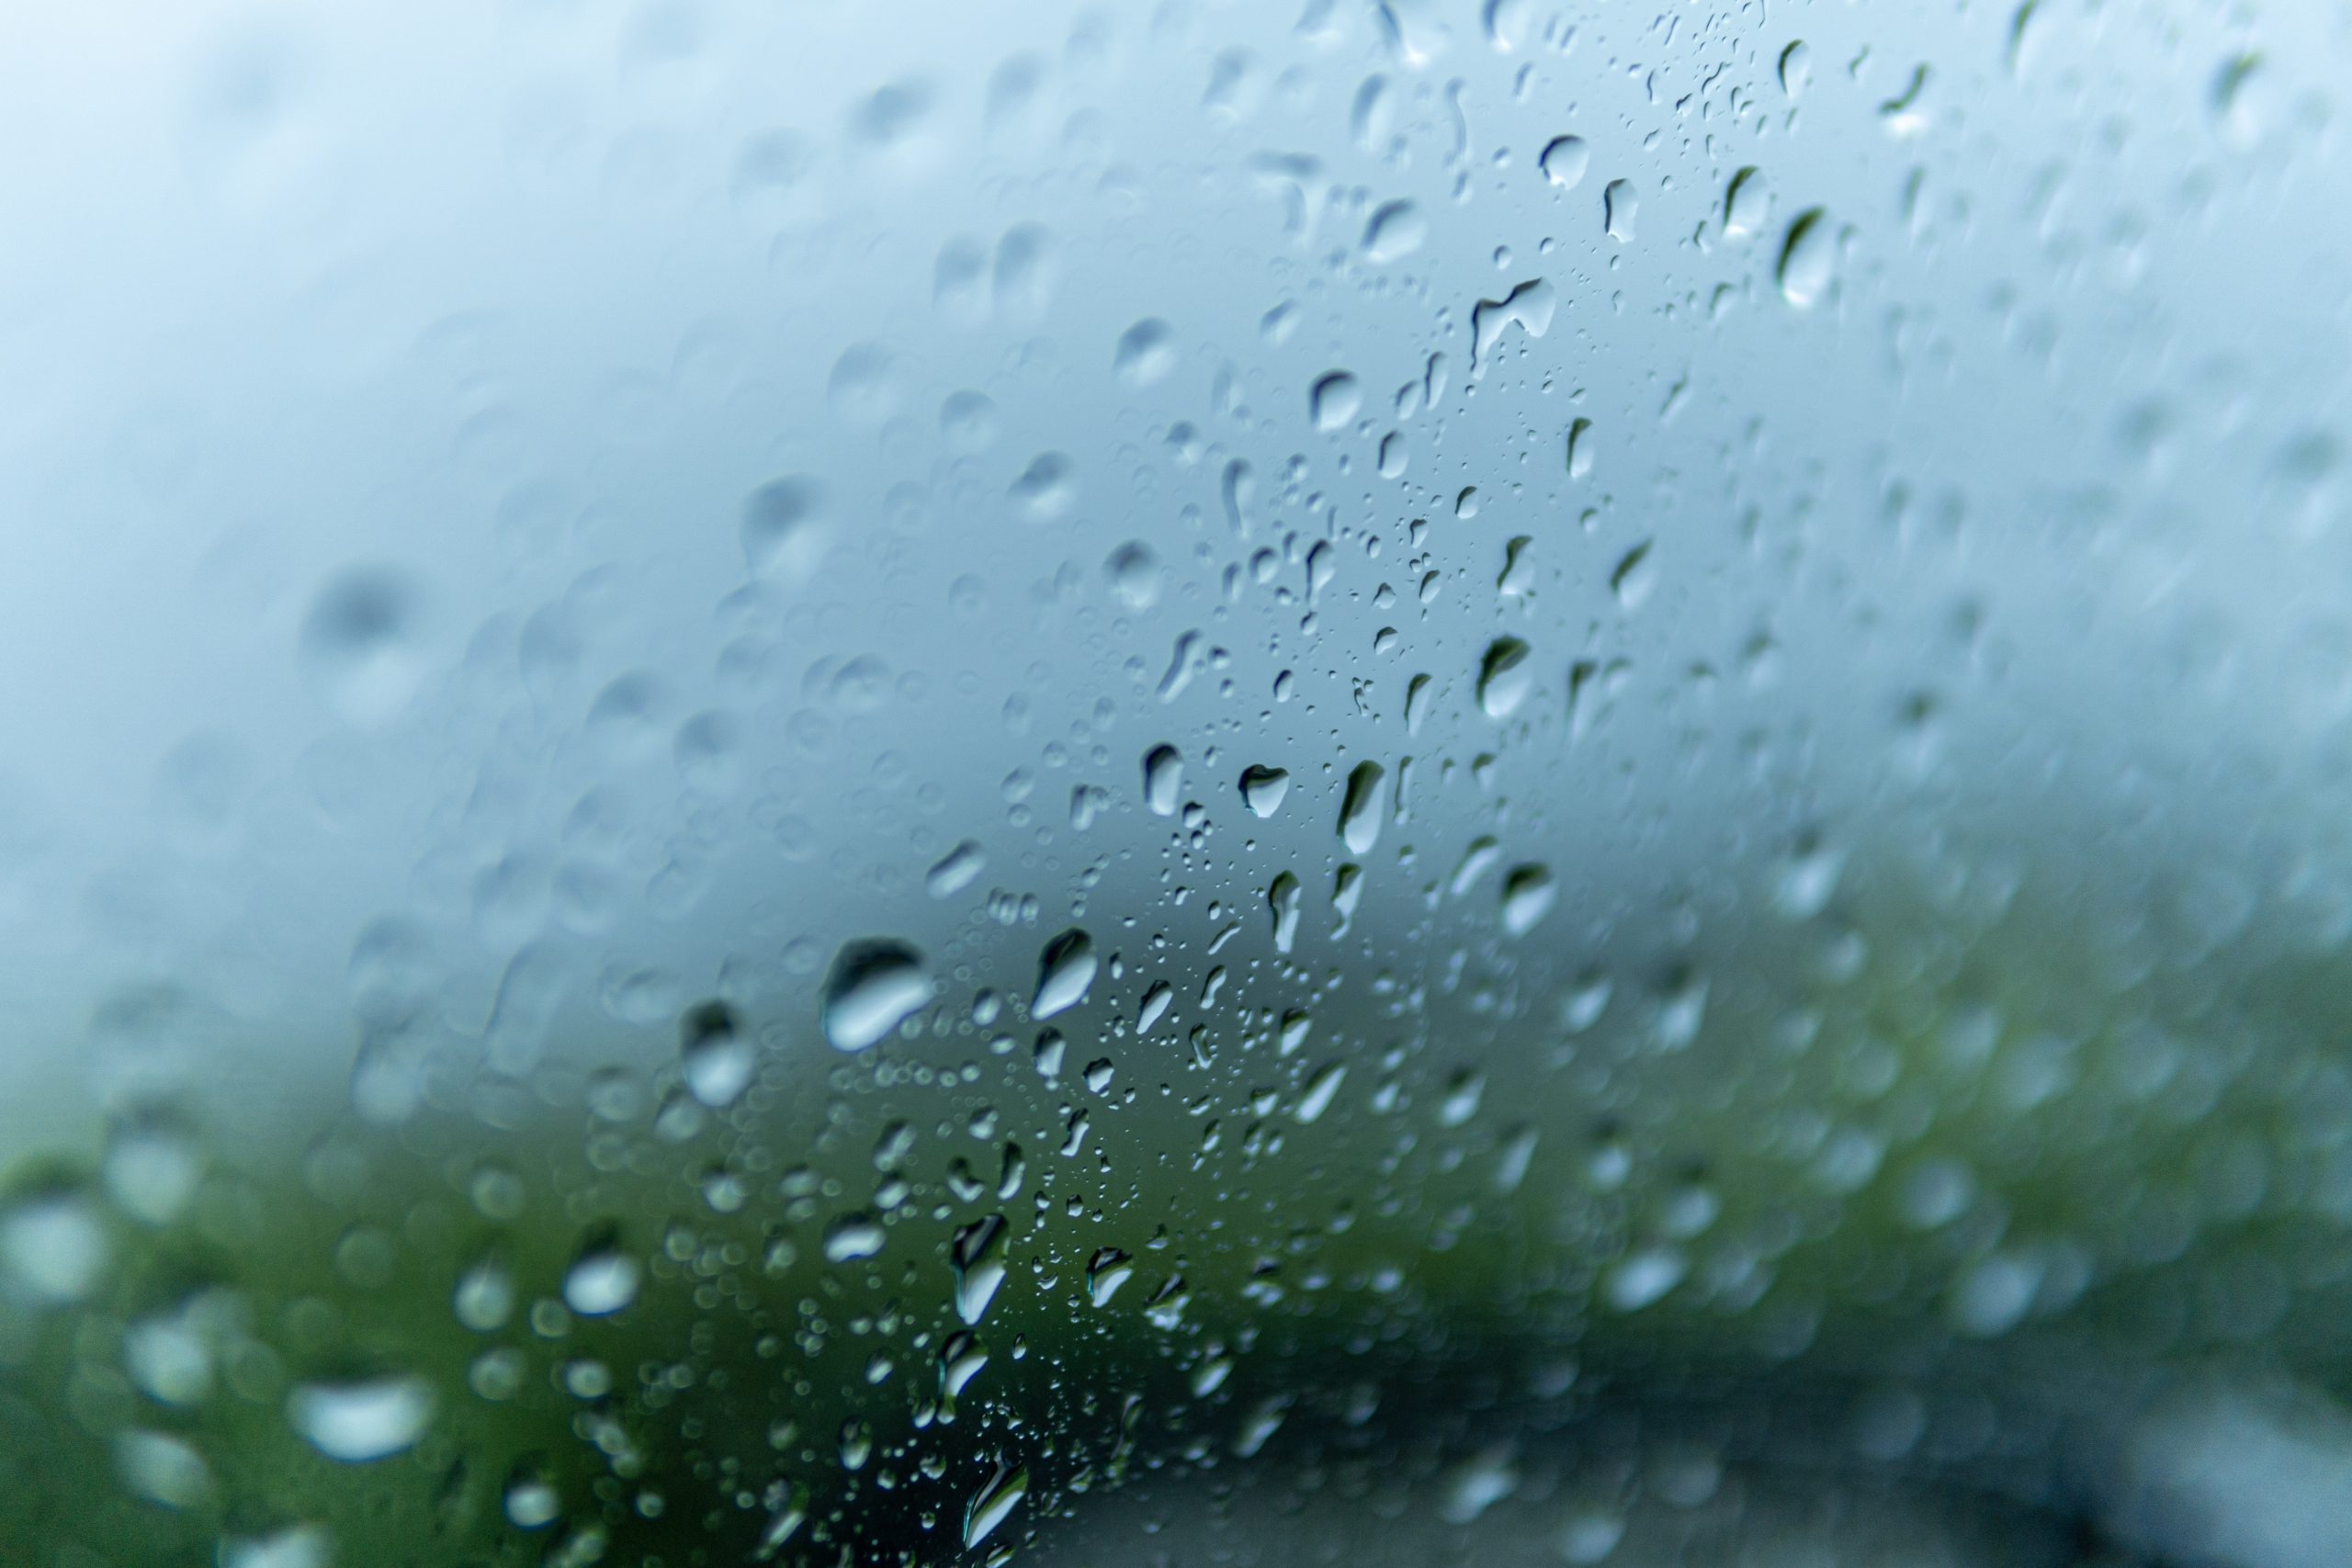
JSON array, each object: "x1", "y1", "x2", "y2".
[
  {"x1": 1470, "y1": 278, "x2": 1556, "y2": 371},
  {"x1": 1310, "y1": 371, "x2": 1362, "y2": 433},
  {"x1": 1478, "y1": 637, "x2": 1532, "y2": 718},
  {"x1": 1295, "y1": 1062, "x2": 1346, "y2": 1123},
  {"x1": 741, "y1": 477, "x2": 828, "y2": 581},
  {"x1": 1104, "y1": 542, "x2": 1161, "y2": 609},
  {"x1": 1033, "y1": 929, "x2": 1098, "y2": 1020},
  {"x1": 1010, "y1": 452, "x2": 1076, "y2": 522},
  {"x1": 1339, "y1": 761, "x2": 1385, "y2": 854},
  {"x1": 964, "y1": 1461, "x2": 1029, "y2": 1548},
  {"x1": 1778, "y1": 39, "x2": 1811, "y2": 96},
  {"x1": 1539, "y1": 134, "x2": 1589, "y2": 189},
  {"x1": 1142, "y1": 744, "x2": 1184, "y2": 817},
  {"x1": 1566, "y1": 417, "x2": 1595, "y2": 479},
  {"x1": 1723, "y1": 166, "x2": 1768, "y2": 241},
  {"x1": 927, "y1": 840, "x2": 987, "y2": 897},
  {"x1": 952, "y1": 1214, "x2": 1010, "y2": 1324},
  {"x1": 299, "y1": 569, "x2": 427, "y2": 728},
  {"x1": 1114, "y1": 318, "x2": 1178, "y2": 387},
  {"x1": 823, "y1": 1213, "x2": 887, "y2": 1262},
  {"x1": 1602, "y1": 178, "x2": 1637, "y2": 242},
  {"x1": 1269, "y1": 871, "x2": 1302, "y2": 953},
  {"x1": 1500, "y1": 864, "x2": 1555, "y2": 935},
  {"x1": 1361, "y1": 200, "x2": 1427, "y2": 263},
  {"x1": 1777, "y1": 208, "x2": 1835, "y2": 309},
  {"x1": 821, "y1": 940, "x2": 933, "y2": 1052},
  {"x1": 0, "y1": 1187, "x2": 107, "y2": 1306},
  {"x1": 1087, "y1": 1247, "x2": 1134, "y2": 1305},
  {"x1": 1239, "y1": 764, "x2": 1291, "y2": 818},
  {"x1": 562, "y1": 1237, "x2": 641, "y2": 1316},
  {"x1": 681, "y1": 1001, "x2": 754, "y2": 1107},
  {"x1": 287, "y1": 1376, "x2": 434, "y2": 1462}
]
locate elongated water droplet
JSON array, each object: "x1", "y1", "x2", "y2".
[
  {"x1": 1361, "y1": 200, "x2": 1426, "y2": 263},
  {"x1": 1500, "y1": 864, "x2": 1556, "y2": 935},
  {"x1": 1603, "y1": 178, "x2": 1637, "y2": 242},
  {"x1": 1295, "y1": 1062, "x2": 1346, "y2": 1123},
  {"x1": 927, "y1": 840, "x2": 986, "y2": 897},
  {"x1": 1478, "y1": 637, "x2": 1532, "y2": 718},
  {"x1": 1033, "y1": 929, "x2": 1097, "y2": 1019},
  {"x1": 680, "y1": 1001, "x2": 754, "y2": 1107},
  {"x1": 952, "y1": 1214, "x2": 1010, "y2": 1324},
  {"x1": 1723, "y1": 166, "x2": 1768, "y2": 241},
  {"x1": 1142, "y1": 745, "x2": 1183, "y2": 817},
  {"x1": 964, "y1": 1461, "x2": 1029, "y2": 1548},
  {"x1": 1269, "y1": 871, "x2": 1302, "y2": 953},
  {"x1": 1338, "y1": 761, "x2": 1385, "y2": 854},
  {"x1": 1777, "y1": 208, "x2": 1835, "y2": 308},
  {"x1": 1087, "y1": 1247, "x2": 1134, "y2": 1305}
]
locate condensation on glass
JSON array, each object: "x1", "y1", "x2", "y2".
[{"x1": 1, "y1": 3, "x2": 2348, "y2": 1565}]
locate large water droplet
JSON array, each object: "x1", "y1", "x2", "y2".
[
  {"x1": 964, "y1": 1461, "x2": 1030, "y2": 1547},
  {"x1": 821, "y1": 940, "x2": 933, "y2": 1052},
  {"x1": 1361, "y1": 200, "x2": 1426, "y2": 263},
  {"x1": 1032, "y1": 929, "x2": 1098, "y2": 1019},
  {"x1": 1539, "y1": 134, "x2": 1589, "y2": 188},
  {"x1": 1142, "y1": 744, "x2": 1184, "y2": 817},
  {"x1": 1239, "y1": 764, "x2": 1291, "y2": 818},
  {"x1": 299, "y1": 569, "x2": 427, "y2": 728},
  {"x1": 1603, "y1": 178, "x2": 1637, "y2": 242},
  {"x1": 681, "y1": 1001, "x2": 754, "y2": 1107},
  {"x1": 1478, "y1": 637, "x2": 1533, "y2": 718},
  {"x1": 1777, "y1": 208, "x2": 1835, "y2": 308},
  {"x1": 1310, "y1": 371, "x2": 1362, "y2": 433},
  {"x1": 562, "y1": 1237, "x2": 641, "y2": 1316},
  {"x1": 287, "y1": 1376, "x2": 434, "y2": 1462},
  {"x1": 1114, "y1": 318, "x2": 1177, "y2": 387},
  {"x1": 1723, "y1": 166, "x2": 1768, "y2": 241},
  {"x1": 952, "y1": 1213, "x2": 1010, "y2": 1324},
  {"x1": 1338, "y1": 761, "x2": 1385, "y2": 854}
]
